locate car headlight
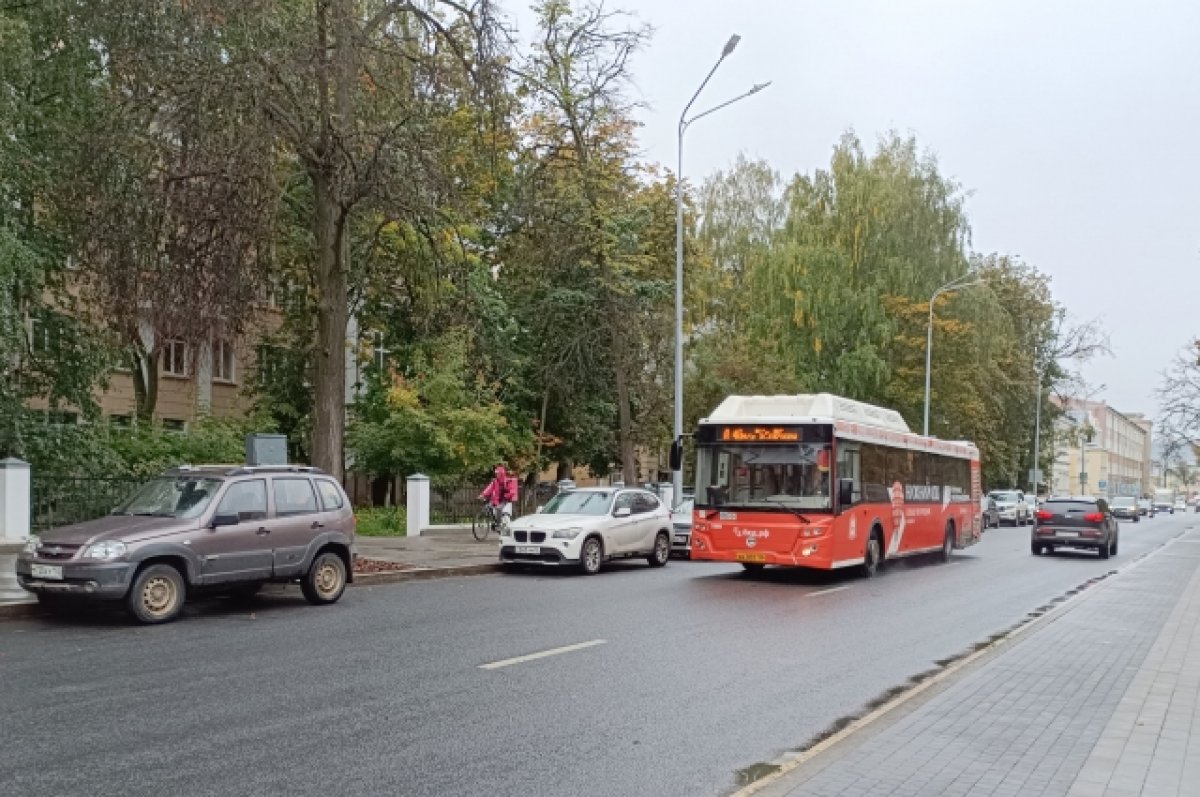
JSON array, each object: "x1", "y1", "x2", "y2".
[
  {"x1": 552, "y1": 527, "x2": 584, "y2": 540},
  {"x1": 82, "y1": 540, "x2": 128, "y2": 561},
  {"x1": 23, "y1": 535, "x2": 40, "y2": 555}
]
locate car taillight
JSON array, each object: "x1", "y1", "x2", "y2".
[
  {"x1": 1036, "y1": 510, "x2": 1053, "y2": 521},
  {"x1": 1083, "y1": 512, "x2": 1105, "y2": 523}
]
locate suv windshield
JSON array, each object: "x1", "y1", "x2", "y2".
[
  {"x1": 116, "y1": 477, "x2": 223, "y2": 519},
  {"x1": 988, "y1": 491, "x2": 1021, "y2": 502},
  {"x1": 540, "y1": 491, "x2": 613, "y2": 516}
]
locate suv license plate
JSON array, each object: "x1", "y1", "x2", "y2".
[
  {"x1": 1057, "y1": 531, "x2": 1079, "y2": 538},
  {"x1": 31, "y1": 564, "x2": 63, "y2": 580},
  {"x1": 515, "y1": 545, "x2": 540, "y2": 555},
  {"x1": 673, "y1": 535, "x2": 688, "y2": 544}
]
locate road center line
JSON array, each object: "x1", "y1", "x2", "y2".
[
  {"x1": 479, "y1": 639, "x2": 607, "y2": 670},
  {"x1": 807, "y1": 585, "x2": 851, "y2": 598}
]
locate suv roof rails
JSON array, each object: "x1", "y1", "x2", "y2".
[{"x1": 168, "y1": 464, "x2": 325, "y2": 476}]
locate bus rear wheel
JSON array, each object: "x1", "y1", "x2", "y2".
[
  {"x1": 940, "y1": 522, "x2": 955, "y2": 563},
  {"x1": 859, "y1": 532, "x2": 882, "y2": 578}
]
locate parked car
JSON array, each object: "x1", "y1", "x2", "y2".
[
  {"x1": 981, "y1": 496, "x2": 1001, "y2": 529},
  {"x1": 499, "y1": 487, "x2": 671, "y2": 575},
  {"x1": 1031, "y1": 496, "x2": 1118, "y2": 559},
  {"x1": 1110, "y1": 496, "x2": 1140, "y2": 523},
  {"x1": 1137, "y1": 498, "x2": 1154, "y2": 518},
  {"x1": 670, "y1": 497, "x2": 694, "y2": 557},
  {"x1": 1174, "y1": 498, "x2": 1187, "y2": 513},
  {"x1": 988, "y1": 489, "x2": 1031, "y2": 526},
  {"x1": 16, "y1": 465, "x2": 355, "y2": 624}
]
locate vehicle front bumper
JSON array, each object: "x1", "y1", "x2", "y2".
[
  {"x1": 498, "y1": 545, "x2": 578, "y2": 567},
  {"x1": 670, "y1": 524, "x2": 691, "y2": 555},
  {"x1": 1112, "y1": 510, "x2": 1137, "y2": 520},
  {"x1": 14, "y1": 556, "x2": 133, "y2": 599},
  {"x1": 997, "y1": 507, "x2": 1021, "y2": 521}
]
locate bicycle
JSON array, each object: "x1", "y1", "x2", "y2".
[{"x1": 472, "y1": 502, "x2": 506, "y2": 541}]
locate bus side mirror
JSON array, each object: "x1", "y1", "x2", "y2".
[
  {"x1": 669, "y1": 437, "x2": 683, "y2": 472},
  {"x1": 838, "y1": 479, "x2": 855, "y2": 508}
]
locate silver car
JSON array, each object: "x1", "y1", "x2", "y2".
[{"x1": 670, "y1": 497, "x2": 694, "y2": 557}]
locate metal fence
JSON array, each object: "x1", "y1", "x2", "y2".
[{"x1": 32, "y1": 475, "x2": 142, "y2": 532}]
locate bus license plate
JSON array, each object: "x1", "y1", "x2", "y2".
[
  {"x1": 735, "y1": 552, "x2": 766, "y2": 563},
  {"x1": 515, "y1": 545, "x2": 540, "y2": 555},
  {"x1": 31, "y1": 564, "x2": 63, "y2": 580}
]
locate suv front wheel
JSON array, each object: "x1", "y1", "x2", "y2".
[
  {"x1": 302, "y1": 551, "x2": 348, "y2": 605},
  {"x1": 127, "y1": 563, "x2": 186, "y2": 624}
]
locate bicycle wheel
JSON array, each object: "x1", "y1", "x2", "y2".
[{"x1": 472, "y1": 506, "x2": 492, "y2": 541}]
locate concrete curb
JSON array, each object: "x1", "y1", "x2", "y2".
[{"x1": 352, "y1": 563, "x2": 503, "y2": 585}]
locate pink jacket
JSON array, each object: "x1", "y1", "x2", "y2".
[{"x1": 482, "y1": 467, "x2": 516, "y2": 506}]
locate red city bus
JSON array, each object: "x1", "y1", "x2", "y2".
[{"x1": 689, "y1": 393, "x2": 982, "y2": 575}]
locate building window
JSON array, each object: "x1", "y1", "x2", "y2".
[
  {"x1": 371, "y1": 331, "x2": 390, "y2": 371},
  {"x1": 28, "y1": 317, "x2": 59, "y2": 354},
  {"x1": 162, "y1": 339, "x2": 188, "y2": 377},
  {"x1": 213, "y1": 341, "x2": 236, "y2": 383},
  {"x1": 109, "y1": 414, "x2": 133, "y2": 430},
  {"x1": 162, "y1": 419, "x2": 186, "y2": 433}
]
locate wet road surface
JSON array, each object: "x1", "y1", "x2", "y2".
[{"x1": 1, "y1": 513, "x2": 1194, "y2": 797}]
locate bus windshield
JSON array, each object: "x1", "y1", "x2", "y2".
[{"x1": 695, "y1": 443, "x2": 832, "y2": 510}]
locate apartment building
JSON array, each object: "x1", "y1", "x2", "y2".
[{"x1": 1050, "y1": 399, "x2": 1152, "y2": 498}]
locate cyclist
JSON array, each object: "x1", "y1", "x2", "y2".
[{"x1": 480, "y1": 464, "x2": 517, "y2": 532}]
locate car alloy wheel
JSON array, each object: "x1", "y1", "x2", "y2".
[
  {"x1": 580, "y1": 537, "x2": 603, "y2": 575},
  {"x1": 648, "y1": 532, "x2": 670, "y2": 568}
]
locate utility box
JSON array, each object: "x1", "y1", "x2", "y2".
[{"x1": 246, "y1": 434, "x2": 288, "y2": 467}]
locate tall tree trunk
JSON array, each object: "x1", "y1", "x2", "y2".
[
  {"x1": 310, "y1": 171, "x2": 348, "y2": 480},
  {"x1": 132, "y1": 349, "x2": 159, "y2": 422},
  {"x1": 308, "y1": 0, "x2": 356, "y2": 481}
]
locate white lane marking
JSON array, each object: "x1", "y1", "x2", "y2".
[
  {"x1": 807, "y1": 585, "x2": 851, "y2": 598},
  {"x1": 479, "y1": 639, "x2": 607, "y2": 670}
]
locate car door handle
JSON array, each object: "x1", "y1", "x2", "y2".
[
  {"x1": 311, "y1": 521, "x2": 324, "y2": 530},
  {"x1": 256, "y1": 527, "x2": 271, "y2": 536}
]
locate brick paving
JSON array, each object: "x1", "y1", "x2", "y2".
[{"x1": 754, "y1": 532, "x2": 1200, "y2": 797}]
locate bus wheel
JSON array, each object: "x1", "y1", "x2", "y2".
[
  {"x1": 741, "y1": 563, "x2": 765, "y2": 575},
  {"x1": 859, "y1": 532, "x2": 882, "y2": 578},
  {"x1": 940, "y1": 523, "x2": 955, "y2": 563}
]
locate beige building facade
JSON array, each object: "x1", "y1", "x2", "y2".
[{"x1": 1051, "y1": 399, "x2": 1152, "y2": 498}]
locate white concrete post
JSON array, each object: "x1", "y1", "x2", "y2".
[
  {"x1": 659, "y1": 483, "x2": 675, "y2": 512},
  {"x1": 406, "y1": 474, "x2": 430, "y2": 537},
  {"x1": 0, "y1": 458, "x2": 32, "y2": 543}
]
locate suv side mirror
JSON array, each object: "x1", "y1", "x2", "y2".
[
  {"x1": 211, "y1": 512, "x2": 240, "y2": 528},
  {"x1": 614, "y1": 506, "x2": 632, "y2": 518},
  {"x1": 838, "y1": 478, "x2": 855, "y2": 508}
]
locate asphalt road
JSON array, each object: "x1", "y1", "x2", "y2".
[{"x1": 1, "y1": 511, "x2": 1195, "y2": 797}]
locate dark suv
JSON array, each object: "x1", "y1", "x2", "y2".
[
  {"x1": 16, "y1": 466, "x2": 355, "y2": 623},
  {"x1": 1031, "y1": 497, "x2": 1118, "y2": 559}
]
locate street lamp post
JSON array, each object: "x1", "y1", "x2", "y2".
[
  {"x1": 922, "y1": 274, "x2": 981, "y2": 437},
  {"x1": 1031, "y1": 358, "x2": 1045, "y2": 496},
  {"x1": 671, "y1": 35, "x2": 769, "y2": 504}
]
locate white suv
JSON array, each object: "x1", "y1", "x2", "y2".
[
  {"x1": 499, "y1": 487, "x2": 671, "y2": 575},
  {"x1": 988, "y1": 489, "x2": 1031, "y2": 526}
]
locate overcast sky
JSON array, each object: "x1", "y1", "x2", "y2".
[{"x1": 508, "y1": 0, "x2": 1200, "y2": 423}]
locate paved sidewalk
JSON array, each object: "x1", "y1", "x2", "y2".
[
  {"x1": 751, "y1": 530, "x2": 1200, "y2": 797},
  {"x1": 355, "y1": 526, "x2": 500, "y2": 569}
]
